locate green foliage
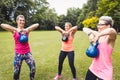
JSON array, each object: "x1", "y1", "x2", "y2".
[
  {"x1": 66, "y1": 8, "x2": 81, "y2": 26},
  {"x1": 0, "y1": 0, "x2": 120, "y2": 31},
  {"x1": 76, "y1": 13, "x2": 85, "y2": 30},
  {"x1": 95, "y1": 0, "x2": 120, "y2": 31},
  {"x1": 76, "y1": 0, "x2": 98, "y2": 28},
  {"x1": 96, "y1": 0, "x2": 119, "y2": 16},
  {"x1": 82, "y1": 17, "x2": 99, "y2": 28},
  {"x1": 0, "y1": 0, "x2": 49, "y2": 25},
  {"x1": 77, "y1": 0, "x2": 120, "y2": 31}
]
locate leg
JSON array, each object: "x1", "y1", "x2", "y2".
[
  {"x1": 25, "y1": 52, "x2": 36, "y2": 80},
  {"x1": 85, "y1": 69, "x2": 97, "y2": 80},
  {"x1": 13, "y1": 53, "x2": 23, "y2": 80},
  {"x1": 58, "y1": 51, "x2": 67, "y2": 75},
  {"x1": 67, "y1": 51, "x2": 76, "y2": 79},
  {"x1": 54, "y1": 51, "x2": 67, "y2": 80}
]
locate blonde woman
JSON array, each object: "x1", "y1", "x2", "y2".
[{"x1": 54, "y1": 22, "x2": 78, "y2": 80}]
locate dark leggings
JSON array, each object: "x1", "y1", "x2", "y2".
[
  {"x1": 58, "y1": 51, "x2": 76, "y2": 78},
  {"x1": 14, "y1": 52, "x2": 36, "y2": 80},
  {"x1": 85, "y1": 69, "x2": 103, "y2": 80}
]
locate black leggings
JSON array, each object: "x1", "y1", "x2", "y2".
[
  {"x1": 58, "y1": 51, "x2": 76, "y2": 78},
  {"x1": 85, "y1": 69, "x2": 103, "y2": 80}
]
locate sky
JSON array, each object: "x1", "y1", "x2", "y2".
[{"x1": 47, "y1": 0, "x2": 87, "y2": 15}]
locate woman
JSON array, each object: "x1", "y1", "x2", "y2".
[
  {"x1": 54, "y1": 22, "x2": 78, "y2": 80},
  {"x1": 83, "y1": 16, "x2": 117, "y2": 80},
  {"x1": 0, "y1": 15, "x2": 39, "y2": 80}
]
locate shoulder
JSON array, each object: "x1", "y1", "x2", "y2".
[
  {"x1": 109, "y1": 28, "x2": 117, "y2": 40},
  {"x1": 110, "y1": 28, "x2": 117, "y2": 34}
]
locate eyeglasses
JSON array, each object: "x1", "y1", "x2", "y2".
[{"x1": 97, "y1": 24, "x2": 108, "y2": 26}]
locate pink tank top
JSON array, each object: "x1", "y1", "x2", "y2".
[
  {"x1": 89, "y1": 38, "x2": 113, "y2": 80},
  {"x1": 13, "y1": 31, "x2": 30, "y2": 54},
  {"x1": 61, "y1": 35, "x2": 74, "y2": 51}
]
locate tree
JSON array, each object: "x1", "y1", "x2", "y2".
[
  {"x1": 0, "y1": 0, "x2": 49, "y2": 27},
  {"x1": 76, "y1": 0, "x2": 98, "y2": 30},
  {"x1": 76, "y1": 4, "x2": 89, "y2": 29},
  {"x1": 82, "y1": 17, "x2": 99, "y2": 29},
  {"x1": 96, "y1": 0, "x2": 120, "y2": 32},
  {"x1": 66, "y1": 8, "x2": 81, "y2": 26},
  {"x1": 57, "y1": 15, "x2": 67, "y2": 29}
]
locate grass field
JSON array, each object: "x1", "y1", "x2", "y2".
[{"x1": 0, "y1": 31, "x2": 120, "y2": 80}]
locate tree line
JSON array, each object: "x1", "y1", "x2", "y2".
[{"x1": 0, "y1": 0, "x2": 120, "y2": 32}]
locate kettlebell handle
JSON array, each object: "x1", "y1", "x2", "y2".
[
  {"x1": 95, "y1": 40, "x2": 99, "y2": 47},
  {"x1": 90, "y1": 40, "x2": 99, "y2": 47}
]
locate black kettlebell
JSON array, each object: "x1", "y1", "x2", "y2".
[
  {"x1": 62, "y1": 34, "x2": 69, "y2": 42},
  {"x1": 86, "y1": 40, "x2": 99, "y2": 58}
]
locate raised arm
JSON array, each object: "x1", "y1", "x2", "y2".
[
  {"x1": 25, "y1": 23, "x2": 39, "y2": 32},
  {"x1": 0, "y1": 23, "x2": 17, "y2": 33},
  {"x1": 55, "y1": 26, "x2": 65, "y2": 33},
  {"x1": 83, "y1": 27, "x2": 117, "y2": 42},
  {"x1": 83, "y1": 27, "x2": 98, "y2": 36},
  {"x1": 83, "y1": 27, "x2": 99, "y2": 43},
  {"x1": 96, "y1": 28, "x2": 117, "y2": 40},
  {"x1": 67, "y1": 26, "x2": 78, "y2": 35}
]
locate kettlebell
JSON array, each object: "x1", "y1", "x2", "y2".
[
  {"x1": 62, "y1": 34, "x2": 69, "y2": 42},
  {"x1": 86, "y1": 40, "x2": 99, "y2": 58},
  {"x1": 19, "y1": 33, "x2": 28, "y2": 43}
]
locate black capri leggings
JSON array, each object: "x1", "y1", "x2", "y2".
[
  {"x1": 58, "y1": 51, "x2": 76, "y2": 78},
  {"x1": 85, "y1": 69, "x2": 103, "y2": 80}
]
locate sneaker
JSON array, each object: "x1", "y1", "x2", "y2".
[
  {"x1": 54, "y1": 75, "x2": 61, "y2": 80},
  {"x1": 73, "y1": 78, "x2": 77, "y2": 80}
]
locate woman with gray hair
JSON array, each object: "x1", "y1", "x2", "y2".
[
  {"x1": 0, "y1": 15, "x2": 39, "y2": 80},
  {"x1": 83, "y1": 16, "x2": 117, "y2": 80}
]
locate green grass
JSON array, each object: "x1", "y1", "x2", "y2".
[{"x1": 0, "y1": 31, "x2": 120, "y2": 80}]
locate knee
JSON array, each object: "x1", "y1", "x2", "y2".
[
  {"x1": 14, "y1": 69, "x2": 19, "y2": 76},
  {"x1": 30, "y1": 66, "x2": 36, "y2": 73}
]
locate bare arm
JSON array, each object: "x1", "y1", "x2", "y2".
[
  {"x1": 97, "y1": 28, "x2": 117, "y2": 40},
  {"x1": 83, "y1": 27, "x2": 99, "y2": 42},
  {"x1": 55, "y1": 26, "x2": 65, "y2": 33},
  {"x1": 83, "y1": 27, "x2": 98, "y2": 36},
  {"x1": 0, "y1": 23, "x2": 17, "y2": 33},
  {"x1": 67, "y1": 26, "x2": 78, "y2": 35},
  {"x1": 25, "y1": 23, "x2": 39, "y2": 32},
  {"x1": 83, "y1": 27, "x2": 117, "y2": 42}
]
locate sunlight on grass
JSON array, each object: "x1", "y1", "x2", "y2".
[{"x1": 0, "y1": 31, "x2": 120, "y2": 80}]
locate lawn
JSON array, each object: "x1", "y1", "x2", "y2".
[{"x1": 0, "y1": 31, "x2": 120, "y2": 80}]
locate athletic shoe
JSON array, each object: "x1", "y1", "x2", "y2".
[
  {"x1": 73, "y1": 78, "x2": 77, "y2": 80},
  {"x1": 54, "y1": 74, "x2": 61, "y2": 80}
]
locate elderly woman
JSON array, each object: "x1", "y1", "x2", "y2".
[
  {"x1": 83, "y1": 16, "x2": 117, "y2": 80},
  {"x1": 0, "y1": 15, "x2": 39, "y2": 80}
]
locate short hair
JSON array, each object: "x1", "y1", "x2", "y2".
[
  {"x1": 16, "y1": 15, "x2": 25, "y2": 21},
  {"x1": 99, "y1": 16, "x2": 114, "y2": 27},
  {"x1": 65, "y1": 22, "x2": 72, "y2": 27}
]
